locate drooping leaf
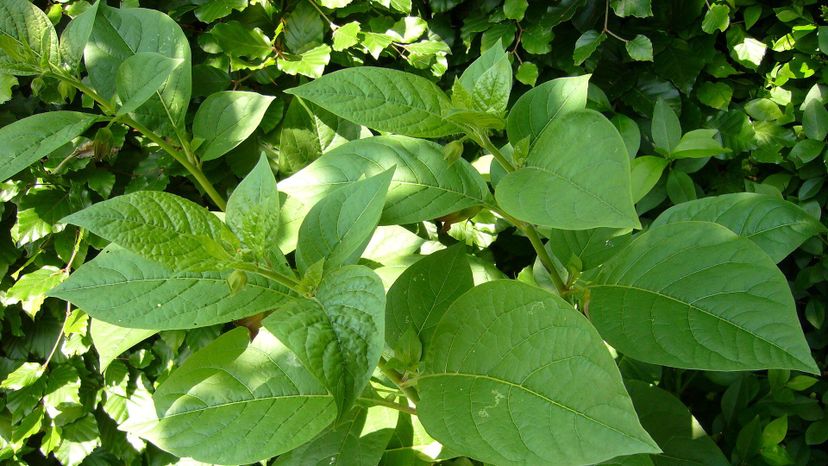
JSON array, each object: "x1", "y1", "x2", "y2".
[
  {"x1": 506, "y1": 75, "x2": 590, "y2": 145},
  {"x1": 59, "y1": 0, "x2": 100, "y2": 71},
  {"x1": 385, "y1": 244, "x2": 473, "y2": 353},
  {"x1": 90, "y1": 318, "x2": 155, "y2": 371},
  {"x1": 61, "y1": 191, "x2": 238, "y2": 272},
  {"x1": 279, "y1": 97, "x2": 364, "y2": 175},
  {"x1": 496, "y1": 110, "x2": 640, "y2": 230},
  {"x1": 652, "y1": 193, "x2": 827, "y2": 263},
  {"x1": 285, "y1": 67, "x2": 460, "y2": 138},
  {"x1": 573, "y1": 30, "x2": 606, "y2": 65},
  {"x1": 625, "y1": 380, "x2": 730, "y2": 466},
  {"x1": 128, "y1": 328, "x2": 336, "y2": 464},
  {"x1": 281, "y1": 136, "x2": 491, "y2": 225},
  {"x1": 0, "y1": 0, "x2": 59, "y2": 75},
  {"x1": 226, "y1": 154, "x2": 281, "y2": 263},
  {"x1": 418, "y1": 280, "x2": 660, "y2": 465},
  {"x1": 85, "y1": 5, "x2": 191, "y2": 136},
  {"x1": 193, "y1": 91, "x2": 275, "y2": 161},
  {"x1": 626, "y1": 34, "x2": 653, "y2": 61},
  {"x1": 264, "y1": 265, "x2": 385, "y2": 415},
  {"x1": 630, "y1": 156, "x2": 668, "y2": 202},
  {"x1": 295, "y1": 169, "x2": 393, "y2": 274},
  {"x1": 458, "y1": 43, "x2": 512, "y2": 115},
  {"x1": 49, "y1": 247, "x2": 292, "y2": 329},
  {"x1": 0, "y1": 111, "x2": 99, "y2": 181},
  {"x1": 543, "y1": 227, "x2": 633, "y2": 272},
  {"x1": 115, "y1": 52, "x2": 183, "y2": 116},
  {"x1": 588, "y1": 221, "x2": 818, "y2": 374}
]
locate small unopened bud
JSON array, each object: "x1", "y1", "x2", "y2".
[
  {"x1": 93, "y1": 127, "x2": 114, "y2": 160},
  {"x1": 443, "y1": 140, "x2": 464, "y2": 165},
  {"x1": 227, "y1": 270, "x2": 248, "y2": 294}
]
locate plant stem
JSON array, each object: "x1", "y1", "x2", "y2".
[
  {"x1": 357, "y1": 396, "x2": 417, "y2": 415},
  {"x1": 377, "y1": 357, "x2": 420, "y2": 404},
  {"x1": 523, "y1": 227, "x2": 567, "y2": 294},
  {"x1": 44, "y1": 302, "x2": 71, "y2": 369},
  {"x1": 477, "y1": 132, "x2": 516, "y2": 172},
  {"x1": 52, "y1": 72, "x2": 228, "y2": 211},
  {"x1": 233, "y1": 263, "x2": 302, "y2": 292}
]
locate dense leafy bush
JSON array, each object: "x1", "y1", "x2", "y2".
[{"x1": 1, "y1": 0, "x2": 827, "y2": 465}]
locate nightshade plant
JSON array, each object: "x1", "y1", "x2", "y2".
[{"x1": 1, "y1": 1, "x2": 825, "y2": 465}]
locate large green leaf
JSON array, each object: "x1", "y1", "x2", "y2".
[
  {"x1": 588, "y1": 221, "x2": 818, "y2": 373},
  {"x1": 294, "y1": 168, "x2": 391, "y2": 273},
  {"x1": 385, "y1": 244, "x2": 473, "y2": 352},
  {"x1": 115, "y1": 52, "x2": 183, "y2": 116},
  {"x1": 543, "y1": 227, "x2": 632, "y2": 272},
  {"x1": 226, "y1": 154, "x2": 281, "y2": 264},
  {"x1": 193, "y1": 91, "x2": 275, "y2": 161},
  {"x1": 625, "y1": 380, "x2": 730, "y2": 466},
  {"x1": 49, "y1": 248, "x2": 292, "y2": 329},
  {"x1": 85, "y1": 5, "x2": 191, "y2": 136},
  {"x1": 651, "y1": 98, "x2": 681, "y2": 153},
  {"x1": 652, "y1": 193, "x2": 826, "y2": 263},
  {"x1": 0, "y1": 0, "x2": 59, "y2": 75},
  {"x1": 59, "y1": 0, "x2": 100, "y2": 71},
  {"x1": 128, "y1": 328, "x2": 336, "y2": 464},
  {"x1": 61, "y1": 191, "x2": 238, "y2": 272},
  {"x1": 264, "y1": 265, "x2": 385, "y2": 415},
  {"x1": 458, "y1": 43, "x2": 512, "y2": 115},
  {"x1": 0, "y1": 111, "x2": 99, "y2": 181},
  {"x1": 89, "y1": 319, "x2": 155, "y2": 371},
  {"x1": 417, "y1": 280, "x2": 659, "y2": 465},
  {"x1": 506, "y1": 75, "x2": 590, "y2": 146},
  {"x1": 280, "y1": 136, "x2": 491, "y2": 225},
  {"x1": 496, "y1": 110, "x2": 640, "y2": 230},
  {"x1": 285, "y1": 67, "x2": 460, "y2": 138},
  {"x1": 273, "y1": 405, "x2": 397, "y2": 466}
]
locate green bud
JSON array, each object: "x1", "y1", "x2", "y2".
[
  {"x1": 394, "y1": 328, "x2": 423, "y2": 369},
  {"x1": 93, "y1": 127, "x2": 115, "y2": 160},
  {"x1": 443, "y1": 140, "x2": 464, "y2": 165},
  {"x1": 227, "y1": 270, "x2": 248, "y2": 294}
]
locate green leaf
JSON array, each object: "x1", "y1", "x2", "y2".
[
  {"x1": 277, "y1": 44, "x2": 331, "y2": 78},
  {"x1": 696, "y1": 81, "x2": 732, "y2": 110},
  {"x1": 264, "y1": 265, "x2": 385, "y2": 415},
  {"x1": 115, "y1": 52, "x2": 183, "y2": 116},
  {"x1": 279, "y1": 97, "x2": 363, "y2": 175},
  {"x1": 273, "y1": 405, "x2": 397, "y2": 466},
  {"x1": 801, "y1": 84, "x2": 828, "y2": 141},
  {"x1": 515, "y1": 62, "x2": 538, "y2": 86},
  {"x1": 702, "y1": 4, "x2": 730, "y2": 33},
  {"x1": 588, "y1": 221, "x2": 818, "y2": 374},
  {"x1": 295, "y1": 169, "x2": 393, "y2": 274},
  {"x1": 332, "y1": 21, "x2": 361, "y2": 51},
  {"x1": 745, "y1": 98, "x2": 782, "y2": 121},
  {"x1": 284, "y1": 1, "x2": 324, "y2": 54},
  {"x1": 418, "y1": 280, "x2": 659, "y2": 465},
  {"x1": 49, "y1": 247, "x2": 292, "y2": 329},
  {"x1": 503, "y1": 0, "x2": 528, "y2": 20},
  {"x1": 59, "y1": 0, "x2": 100, "y2": 71},
  {"x1": 507, "y1": 75, "x2": 590, "y2": 146},
  {"x1": 280, "y1": 136, "x2": 491, "y2": 225},
  {"x1": 130, "y1": 328, "x2": 336, "y2": 464},
  {"x1": 90, "y1": 319, "x2": 155, "y2": 371},
  {"x1": 285, "y1": 67, "x2": 460, "y2": 138},
  {"x1": 729, "y1": 34, "x2": 766, "y2": 70},
  {"x1": 625, "y1": 380, "x2": 730, "y2": 465},
  {"x1": 204, "y1": 21, "x2": 272, "y2": 59},
  {"x1": 544, "y1": 227, "x2": 632, "y2": 272},
  {"x1": 573, "y1": 30, "x2": 606, "y2": 65},
  {"x1": 61, "y1": 191, "x2": 238, "y2": 272},
  {"x1": 226, "y1": 154, "x2": 280, "y2": 262},
  {"x1": 85, "y1": 5, "x2": 191, "y2": 136},
  {"x1": 819, "y1": 26, "x2": 828, "y2": 55},
  {"x1": 193, "y1": 91, "x2": 275, "y2": 161},
  {"x1": 0, "y1": 72, "x2": 17, "y2": 104},
  {"x1": 612, "y1": 114, "x2": 641, "y2": 158},
  {"x1": 0, "y1": 112, "x2": 98, "y2": 181},
  {"x1": 0, "y1": 362, "x2": 44, "y2": 390},
  {"x1": 762, "y1": 417, "x2": 787, "y2": 447},
  {"x1": 626, "y1": 34, "x2": 653, "y2": 61},
  {"x1": 652, "y1": 193, "x2": 827, "y2": 263},
  {"x1": 458, "y1": 43, "x2": 512, "y2": 115},
  {"x1": 630, "y1": 156, "x2": 668, "y2": 202},
  {"x1": 496, "y1": 110, "x2": 640, "y2": 230},
  {"x1": 194, "y1": 0, "x2": 247, "y2": 23},
  {"x1": 671, "y1": 129, "x2": 726, "y2": 159},
  {"x1": 6, "y1": 266, "x2": 66, "y2": 319},
  {"x1": 610, "y1": 0, "x2": 652, "y2": 17},
  {"x1": 0, "y1": 0, "x2": 59, "y2": 75},
  {"x1": 652, "y1": 98, "x2": 681, "y2": 153},
  {"x1": 386, "y1": 244, "x2": 473, "y2": 353}
]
